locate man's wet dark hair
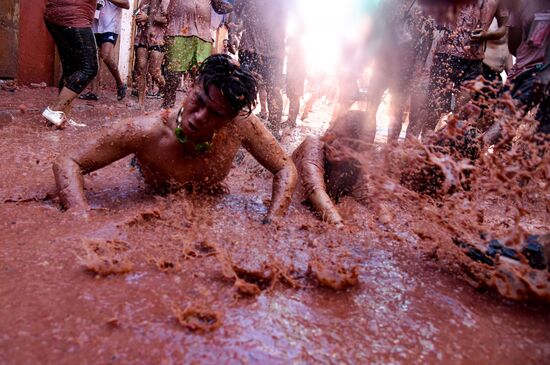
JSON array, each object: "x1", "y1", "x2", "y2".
[{"x1": 196, "y1": 54, "x2": 258, "y2": 116}]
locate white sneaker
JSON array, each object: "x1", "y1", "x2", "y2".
[
  {"x1": 67, "y1": 118, "x2": 87, "y2": 127},
  {"x1": 42, "y1": 107, "x2": 66, "y2": 127}
]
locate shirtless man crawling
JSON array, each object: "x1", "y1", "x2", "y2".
[{"x1": 53, "y1": 54, "x2": 297, "y2": 223}]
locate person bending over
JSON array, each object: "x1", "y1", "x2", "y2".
[
  {"x1": 53, "y1": 54, "x2": 297, "y2": 223},
  {"x1": 293, "y1": 111, "x2": 481, "y2": 226},
  {"x1": 292, "y1": 111, "x2": 371, "y2": 227}
]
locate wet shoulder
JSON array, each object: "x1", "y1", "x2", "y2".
[
  {"x1": 128, "y1": 110, "x2": 174, "y2": 140},
  {"x1": 232, "y1": 113, "x2": 271, "y2": 141}
]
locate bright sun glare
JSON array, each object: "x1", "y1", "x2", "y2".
[{"x1": 296, "y1": 0, "x2": 379, "y2": 74}]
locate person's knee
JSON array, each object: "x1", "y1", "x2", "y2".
[
  {"x1": 136, "y1": 63, "x2": 147, "y2": 76},
  {"x1": 267, "y1": 86, "x2": 282, "y2": 98},
  {"x1": 99, "y1": 49, "x2": 109, "y2": 62},
  {"x1": 148, "y1": 62, "x2": 161, "y2": 76},
  {"x1": 151, "y1": 69, "x2": 164, "y2": 84}
]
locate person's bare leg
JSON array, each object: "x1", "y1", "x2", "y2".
[
  {"x1": 267, "y1": 85, "x2": 283, "y2": 136},
  {"x1": 406, "y1": 83, "x2": 428, "y2": 139},
  {"x1": 64, "y1": 100, "x2": 73, "y2": 119},
  {"x1": 388, "y1": 92, "x2": 409, "y2": 143},
  {"x1": 302, "y1": 92, "x2": 318, "y2": 119},
  {"x1": 364, "y1": 73, "x2": 388, "y2": 144},
  {"x1": 135, "y1": 47, "x2": 149, "y2": 108},
  {"x1": 148, "y1": 50, "x2": 166, "y2": 93},
  {"x1": 287, "y1": 93, "x2": 300, "y2": 127},
  {"x1": 90, "y1": 61, "x2": 101, "y2": 95},
  {"x1": 99, "y1": 42, "x2": 123, "y2": 87},
  {"x1": 52, "y1": 87, "x2": 78, "y2": 113},
  {"x1": 100, "y1": 41, "x2": 128, "y2": 101},
  {"x1": 258, "y1": 85, "x2": 268, "y2": 119}
]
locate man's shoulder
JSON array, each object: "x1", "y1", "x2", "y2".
[
  {"x1": 112, "y1": 111, "x2": 170, "y2": 139},
  {"x1": 232, "y1": 112, "x2": 254, "y2": 129},
  {"x1": 232, "y1": 113, "x2": 270, "y2": 137}
]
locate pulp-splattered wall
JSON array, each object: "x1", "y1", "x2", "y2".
[
  {"x1": 5, "y1": 0, "x2": 135, "y2": 86},
  {"x1": 17, "y1": 0, "x2": 56, "y2": 84},
  {"x1": 0, "y1": 0, "x2": 19, "y2": 79},
  {"x1": 0, "y1": 0, "x2": 55, "y2": 84}
]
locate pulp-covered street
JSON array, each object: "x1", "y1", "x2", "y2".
[{"x1": 0, "y1": 86, "x2": 549, "y2": 364}]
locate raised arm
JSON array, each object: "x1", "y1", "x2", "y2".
[
  {"x1": 53, "y1": 118, "x2": 150, "y2": 211},
  {"x1": 135, "y1": 0, "x2": 151, "y2": 24},
  {"x1": 238, "y1": 115, "x2": 297, "y2": 223},
  {"x1": 109, "y1": 0, "x2": 130, "y2": 10},
  {"x1": 152, "y1": 0, "x2": 170, "y2": 25},
  {"x1": 211, "y1": 0, "x2": 233, "y2": 15},
  {"x1": 471, "y1": 12, "x2": 509, "y2": 42},
  {"x1": 293, "y1": 136, "x2": 343, "y2": 226}
]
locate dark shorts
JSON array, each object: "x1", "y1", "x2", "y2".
[
  {"x1": 148, "y1": 44, "x2": 166, "y2": 53},
  {"x1": 44, "y1": 19, "x2": 98, "y2": 94},
  {"x1": 95, "y1": 32, "x2": 119, "y2": 46},
  {"x1": 478, "y1": 63, "x2": 504, "y2": 100},
  {"x1": 508, "y1": 66, "x2": 550, "y2": 134},
  {"x1": 239, "y1": 50, "x2": 283, "y2": 89},
  {"x1": 134, "y1": 44, "x2": 166, "y2": 53},
  {"x1": 482, "y1": 63, "x2": 503, "y2": 85}
]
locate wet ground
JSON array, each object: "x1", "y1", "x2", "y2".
[{"x1": 1, "y1": 86, "x2": 549, "y2": 364}]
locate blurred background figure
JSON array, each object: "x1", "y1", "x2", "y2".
[
  {"x1": 363, "y1": 0, "x2": 435, "y2": 143},
  {"x1": 422, "y1": 0, "x2": 508, "y2": 137},
  {"x1": 226, "y1": 10, "x2": 243, "y2": 56},
  {"x1": 418, "y1": 0, "x2": 479, "y2": 23},
  {"x1": 285, "y1": 23, "x2": 307, "y2": 129},
  {"x1": 42, "y1": 0, "x2": 99, "y2": 127},
  {"x1": 80, "y1": 0, "x2": 130, "y2": 102},
  {"x1": 331, "y1": 40, "x2": 367, "y2": 124},
  {"x1": 162, "y1": 0, "x2": 233, "y2": 109},
  {"x1": 135, "y1": 0, "x2": 170, "y2": 109},
  {"x1": 301, "y1": 70, "x2": 327, "y2": 122},
  {"x1": 484, "y1": 0, "x2": 550, "y2": 144},
  {"x1": 210, "y1": 0, "x2": 235, "y2": 54},
  {"x1": 482, "y1": 17, "x2": 513, "y2": 87},
  {"x1": 234, "y1": 0, "x2": 290, "y2": 140}
]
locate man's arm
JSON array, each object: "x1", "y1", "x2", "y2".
[
  {"x1": 506, "y1": 7, "x2": 522, "y2": 56},
  {"x1": 473, "y1": 23, "x2": 507, "y2": 41},
  {"x1": 152, "y1": 0, "x2": 170, "y2": 25},
  {"x1": 109, "y1": 0, "x2": 130, "y2": 10},
  {"x1": 135, "y1": 0, "x2": 150, "y2": 23},
  {"x1": 53, "y1": 118, "x2": 151, "y2": 211},
  {"x1": 507, "y1": 26, "x2": 521, "y2": 55},
  {"x1": 237, "y1": 115, "x2": 297, "y2": 223},
  {"x1": 294, "y1": 137, "x2": 343, "y2": 226},
  {"x1": 471, "y1": 11, "x2": 509, "y2": 42}
]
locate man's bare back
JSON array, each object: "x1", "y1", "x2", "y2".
[{"x1": 53, "y1": 55, "x2": 297, "y2": 222}]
